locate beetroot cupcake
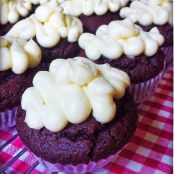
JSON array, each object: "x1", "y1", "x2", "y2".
[
  {"x1": 120, "y1": 0, "x2": 173, "y2": 67},
  {"x1": 0, "y1": 0, "x2": 42, "y2": 35},
  {"x1": 0, "y1": 35, "x2": 45, "y2": 130},
  {"x1": 78, "y1": 19, "x2": 165, "y2": 104},
  {"x1": 6, "y1": 0, "x2": 83, "y2": 63},
  {"x1": 59, "y1": 0, "x2": 130, "y2": 33},
  {"x1": 16, "y1": 57, "x2": 138, "y2": 173}
]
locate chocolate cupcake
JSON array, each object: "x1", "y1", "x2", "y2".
[
  {"x1": 6, "y1": 0, "x2": 83, "y2": 63},
  {"x1": 0, "y1": 36, "x2": 47, "y2": 129},
  {"x1": 120, "y1": 0, "x2": 173, "y2": 67},
  {"x1": 0, "y1": 0, "x2": 42, "y2": 35},
  {"x1": 60, "y1": 0, "x2": 130, "y2": 33},
  {"x1": 78, "y1": 19, "x2": 165, "y2": 103},
  {"x1": 16, "y1": 57, "x2": 138, "y2": 173},
  {"x1": 39, "y1": 39, "x2": 81, "y2": 63}
]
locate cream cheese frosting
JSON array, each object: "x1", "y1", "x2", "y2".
[
  {"x1": 0, "y1": 36, "x2": 41, "y2": 74},
  {"x1": 0, "y1": 0, "x2": 32, "y2": 24},
  {"x1": 28, "y1": 0, "x2": 49, "y2": 5},
  {"x1": 0, "y1": 0, "x2": 50, "y2": 25},
  {"x1": 59, "y1": 0, "x2": 130, "y2": 16},
  {"x1": 79, "y1": 18, "x2": 164, "y2": 60},
  {"x1": 7, "y1": 0, "x2": 83, "y2": 48},
  {"x1": 22, "y1": 57, "x2": 130, "y2": 132},
  {"x1": 120, "y1": 0, "x2": 173, "y2": 25}
]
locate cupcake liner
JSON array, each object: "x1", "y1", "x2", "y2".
[
  {"x1": 162, "y1": 46, "x2": 173, "y2": 69},
  {"x1": 36, "y1": 154, "x2": 115, "y2": 174},
  {"x1": 129, "y1": 71, "x2": 164, "y2": 105},
  {"x1": 0, "y1": 107, "x2": 18, "y2": 130}
]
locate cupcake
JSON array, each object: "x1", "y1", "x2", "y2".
[
  {"x1": 0, "y1": 35, "x2": 46, "y2": 130},
  {"x1": 16, "y1": 57, "x2": 138, "y2": 173},
  {"x1": 120, "y1": 0, "x2": 173, "y2": 67},
  {"x1": 59, "y1": 0, "x2": 130, "y2": 33},
  {"x1": 6, "y1": 0, "x2": 83, "y2": 63},
  {"x1": 78, "y1": 18, "x2": 165, "y2": 103},
  {"x1": 0, "y1": 0, "x2": 47, "y2": 35}
]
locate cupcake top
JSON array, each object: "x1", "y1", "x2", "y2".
[
  {"x1": 79, "y1": 18, "x2": 164, "y2": 60},
  {"x1": 0, "y1": 0, "x2": 32, "y2": 24},
  {"x1": 59, "y1": 0, "x2": 130, "y2": 16},
  {"x1": 120, "y1": 0, "x2": 173, "y2": 26},
  {"x1": 0, "y1": 0, "x2": 49, "y2": 25},
  {"x1": 7, "y1": 0, "x2": 83, "y2": 48},
  {"x1": 0, "y1": 36, "x2": 41, "y2": 74},
  {"x1": 21, "y1": 57, "x2": 130, "y2": 132}
]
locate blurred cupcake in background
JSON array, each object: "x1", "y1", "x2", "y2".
[
  {"x1": 0, "y1": 0, "x2": 48, "y2": 35},
  {"x1": 16, "y1": 57, "x2": 138, "y2": 174},
  {"x1": 6, "y1": 0, "x2": 83, "y2": 63},
  {"x1": 120, "y1": 0, "x2": 173, "y2": 68},
  {"x1": 78, "y1": 18, "x2": 165, "y2": 104},
  {"x1": 59, "y1": 0, "x2": 130, "y2": 33},
  {"x1": 0, "y1": 35, "x2": 47, "y2": 130}
]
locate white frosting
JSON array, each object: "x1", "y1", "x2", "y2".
[
  {"x1": 0, "y1": 36, "x2": 41, "y2": 74},
  {"x1": 7, "y1": 0, "x2": 83, "y2": 48},
  {"x1": 79, "y1": 19, "x2": 164, "y2": 60},
  {"x1": 22, "y1": 57, "x2": 130, "y2": 132},
  {"x1": 28, "y1": 0, "x2": 49, "y2": 5},
  {"x1": 0, "y1": 0, "x2": 32, "y2": 24},
  {"x1": 59, "y1": 0, "x2": 130, "y2": 16},
  {"x1": 120, "y1": 0, "x2": 173, "y2": 25}
]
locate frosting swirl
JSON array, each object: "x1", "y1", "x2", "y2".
[
  {"x1": 0, "y1": 0, "x2": 32, "y2": 24},
  {"x1": 59, "y1": 0, "x2": 130, "y2": 16},
  {"x1": 28, "y1": 0, "x2": 49, "y2": 5},
  {"x1": 79, "y1": 18, "x2": 164, "y2": 60},
  {"x1": 7, "y1": 0, "x2": 83, "y2": 48},
  {"x1": 22, "y1": 57, "x2": 130, "y2": 132},
  {"x1": 120, "y1": 0, "x2": 173, "y2": 25},
  {"x1": 0, "y1": 36, "x2": 41, "y2": 74}
]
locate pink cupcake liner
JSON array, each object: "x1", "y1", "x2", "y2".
[
  {"x1": 129, "y1": 71, "x2": 164, "y2": 105},
  {"x1": 162, "y1": 46, "x2": 173, "y2": 69},
  {"x1": 0, "y1": 107, "x2": 18, "y2": 130},
  {"x1": 36, "y1": 154, "x2": 115, "y2": 174}
]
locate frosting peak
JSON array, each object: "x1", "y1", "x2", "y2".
[
  {"x1": 22, "y1": 57, "x2": 130, "y2": 132},
  {"x1": 120, "y1": 0, "x2": 173, "y2": 25},
  {"x1": 0, "y1": 36, "x2": 41, "y2": 74},
  {"x1": 79, "y1": 19, "x2": 164, "y2": 60},
  {"x1": 0, "y1": 0, "x2": 32, "y2": 24},
  {"x1": 0, "y1": 0, "x2": 49, "y2": 25},
  {"x1": 7, "y1": 0, "x2": 83, "y2": 48},
  {"x1": 59, "y1": 0, "x2": 130, "y2": 16}
]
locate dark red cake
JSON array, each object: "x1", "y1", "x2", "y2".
[
  {"x1": 16, "y1": 92, "x2": 138, "y2": 164},
  {"x1": 0, "y1": 64, "x2": 48, "y2": 129},
  {"x1": 0, "y1": 71, "x2": 29, "y2": 112},
  {"x1": 0, "y1": 5, "x2": 38, "y2": 36},
  {"x1": 79, "y1": 12, "x2": 121, "y2": 34},
  {"x1": 38, "y1": 39, "x2": 80, "y2": 63}
]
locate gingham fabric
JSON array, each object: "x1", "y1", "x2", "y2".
[{"x1": 0, "y1": 66, "x2": 173, "y2": 174}]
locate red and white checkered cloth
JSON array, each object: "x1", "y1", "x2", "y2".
[{"x1": 0, "y1": 66, "x2": 173, "y2": 174}]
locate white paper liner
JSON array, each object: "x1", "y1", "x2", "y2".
[
  {"x1": 36, "y1": 154, "x2": 115, "y2": 174},
  {"x1": 0, "y1": 107, "x2": 18, "y2": 130},
  {"x1": 129, "y1": 71, "x2": 164, "y2": 105},
  {"x1": 162, "y1": 46, "x2": 173, "y2": 69}
]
